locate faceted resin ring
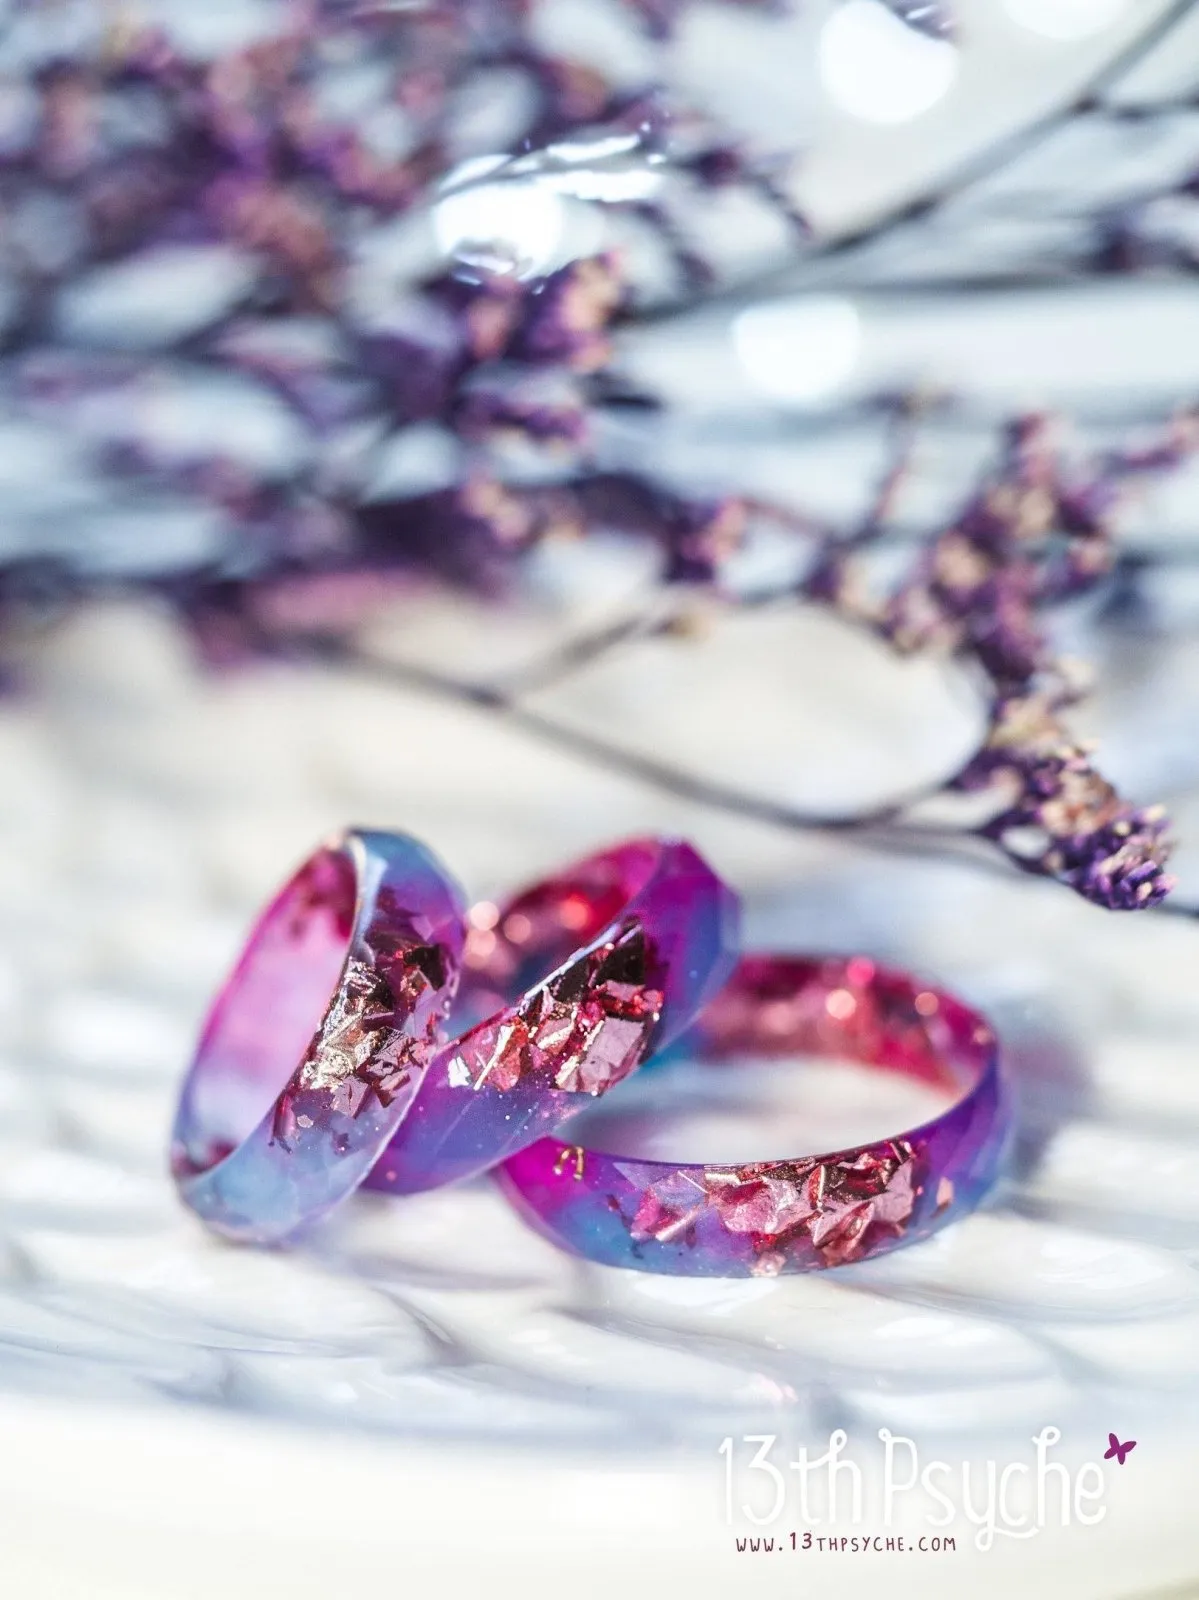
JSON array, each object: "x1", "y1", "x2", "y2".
[
  {"x1": 498, "y1": 954, "x2": 1008, "y2": 1276},
  {"x1": 172, "y1": 830, "x2": 467, "y2": 1243},
  {"x1": 362, "y1": 837, "x2": 739, "y2": 1197}
]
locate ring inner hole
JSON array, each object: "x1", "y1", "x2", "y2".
[
  {"x1": 567, "y1": 961, "x2": 971, "y2": 1163},
  {"x1": 568, "y1": 1055, "x2": 957, "y2": 1163}
]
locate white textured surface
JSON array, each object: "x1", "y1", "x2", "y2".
[
  {"x1": 0, "y1": 598, "x2": 1196, "y2": 1596},
  {"x1": 2, "y1": 2, "x2": 1199, "y2": 1587}
]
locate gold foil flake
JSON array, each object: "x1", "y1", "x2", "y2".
[{"x1": 552, "y1": 1145, "x2": 586, "y2": 1181}]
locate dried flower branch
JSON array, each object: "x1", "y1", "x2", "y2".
[
  {"x1": 956, "y1": 690, "x2": 1175, "y2": 909},
  {"x1": 0, "y1": 0, "x2": 1197, "y2": 915}
]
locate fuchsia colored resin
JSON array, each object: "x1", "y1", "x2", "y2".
[
  {"x1": 362, "y1": 837, "x2": 739, "y2": 1195},
  {"x1": 172, "y1": 830, "x2": 466, "y2": 1242},
  {"x1": 497, "y1": 954, "x2": 1009, "y2": 1276},
  {"x1": 173, "y1": 832, "x2": 738, "y2": 1241},
  {"x1": 173, "y1": 832, "x2": 1005, "y2": 1272}
]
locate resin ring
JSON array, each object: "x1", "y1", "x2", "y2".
[
  {"x1": 363, "y1": 837, "x2": 739, "y2": 1197},
  {"x1": 171, "y1": 830, "x2": 467, "y2": 1243},
  {"x1": 498, "y1": 954, "x2": 1008, "y2": 1276}
]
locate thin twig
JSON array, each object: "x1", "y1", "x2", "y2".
[
  {"x1": 496, "y1": 601, "x2": 679, "y2": 698},
  {"x1": 320, "y1": 638, "x2": 1192, "y2": 918},
  {"x1": 324, "y1": 636, "x2": 950, "y2": 832},
  {"x1": 850, "y1": 394, "x2": 929, "y2": 548},
  {"x1": 624, "y1": 0, "x2": 1199, "y2": 328}
]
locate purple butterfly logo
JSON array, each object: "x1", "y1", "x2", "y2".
[{"x1": 1104, "y1": 1433, "x2": 1136, "y2": 1466}]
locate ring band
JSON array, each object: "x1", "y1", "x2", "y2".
[
  {"x1": 171, "y1": 829, "x2": 466, "y2": 1243},
  {"x1": 362, "y1": 837, "x2": 739, "y2": 1196},
  {"x1": 497, "y1": 954, "x2": 1008, "y2": 1275}
]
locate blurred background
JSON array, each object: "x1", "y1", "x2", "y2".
[{"x1": 1, "y1": 0, "x2": 1198, "y2": 1595}]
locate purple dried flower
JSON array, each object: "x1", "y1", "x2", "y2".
[
  {"x1": 1053, "y1": 815, "x2": 1175, "y2": 911},
  {"x1": 956, "y1": 692, "x2": 1176, "y2": 911},
  {"x1": 454, "y1": 368, "x2": 589, "y2": 447},
  {"x1": 564, "y1": 473, "x2": 746, "y2": 581},
  {"x1": 204, "y1": 173, "x2": 338, "y2": 307},
  {"x1": 356, "y1": 477, "x2": 580, "y2": 590},
  {"x1": 877, "y1": 415, "x2": 1132, "y2": 689},
  {"x1": 359, "y1": 294, "x2": 466, "y2": 424},
  {"x1": 511, "y1": 256, "x2": 626, "y2": 372},
  {"x1": 0, "y1": 0, "x2": 1193, "y2": 919}
]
